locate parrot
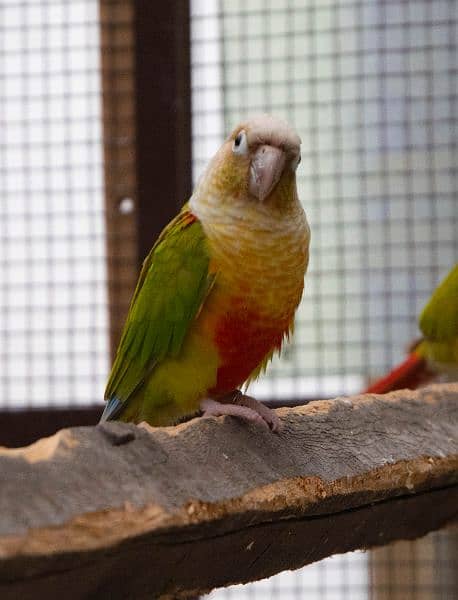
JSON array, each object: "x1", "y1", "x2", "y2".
[
  {"x1": 101, "y1": 115, "x2": 310, "y2": 431},
  {"x1": 364, "y1": 263, "x2": 458, "y2": 394}
]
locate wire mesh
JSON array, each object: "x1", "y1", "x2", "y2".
[
  {"x1": 191, "y1": 0, "x2": 457, "y2": 598},
  {"x1": 192, "y1": 0, "x2": 457, "y2": 402},
  {"x1": 370, "y1": 530, "x2": 458, "y2": 600},
  {"x1": 0, "y1": 0, "x2": 108, "y2": 408}
]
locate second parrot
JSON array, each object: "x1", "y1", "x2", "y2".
[{"x1": 365, "y1": 264, "x2": 458, "y2": 394}]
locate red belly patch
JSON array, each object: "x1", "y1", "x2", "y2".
[{"x1": 210, "y1": 309, "x2": 288, "y2": 394}]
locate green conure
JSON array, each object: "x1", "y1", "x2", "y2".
[
  {"x1": 365, "y1": 264, "x2": 458, "y2": 394},
  {"x1": 101, "y1": 115, "x2": 310, "y2": 429}
]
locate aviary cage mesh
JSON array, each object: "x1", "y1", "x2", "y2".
[
  {"x1": 0, "y1": 1, "x2": 108, "y2": 408},
  {"x1": 0, "y1": 0, "x2": 456, "y2": 598}
]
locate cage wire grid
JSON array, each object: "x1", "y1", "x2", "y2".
[
  {"x1": 0, "y1": 0, "x2": 108, "y2": 408},
  {"x1": 192, "y1": 0, "x2": 457, "y2": 598},
  {"x1": 0, "y1": 0, "x2": 457, "y2": 598}
]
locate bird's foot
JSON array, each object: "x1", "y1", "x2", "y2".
[
  {"x1": 200, "y1": 392, "x2": 281, "y2": 432},
  {"x1": 200, "y1": 398, "x2": 269, "y2": 429},
  {"x1": 232, "y1": 391, "x2": 282, "y2": 432}
]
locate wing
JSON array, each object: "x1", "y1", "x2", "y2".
[
  {"x1": 102, "y1": 209, "x2": 215, "y2": 421},
  {"x1": 419, "y1": 263, "x2": 458, "y2": 342}
]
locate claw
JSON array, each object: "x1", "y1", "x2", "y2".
[
  {"x1": 233, "y1": 392, "x2": 282, "y2": 432},
  {"x1": 201, "y1": 394, "x2": 282, "y2": 432}
]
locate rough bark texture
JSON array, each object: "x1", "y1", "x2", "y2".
[{"x1": 0, "y1": 384, "x2": 457, "y2": 599}]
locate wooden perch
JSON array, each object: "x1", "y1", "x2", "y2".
[{"x1": 0, "y1": 384, "x2": 457, "y2": 599}]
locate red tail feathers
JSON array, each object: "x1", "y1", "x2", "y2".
[{"x1": 364, "y1": 352, "x2": 434, "y2": 394}]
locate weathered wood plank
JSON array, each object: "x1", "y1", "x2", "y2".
[{"x1": 0, "y1": 384, "x2": 457, "y2": 599}]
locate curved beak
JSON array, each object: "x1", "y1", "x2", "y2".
[{"x1": 249, "y1": 145, "x2": 286, "y2": 202}]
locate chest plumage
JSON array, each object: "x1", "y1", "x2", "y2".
[{"x1": 193, "y1": 195, "x2": 310, "y2": 394}]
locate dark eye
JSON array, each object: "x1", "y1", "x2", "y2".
[{"x1": 232, "y1": 130, "x2": 248, "y2": 155}]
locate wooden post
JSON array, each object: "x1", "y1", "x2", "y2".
[
  {"x1": 133, "y1": 1, "x2": 192, "y2": 267},
  {"x1": 100, "y1": 1, "x2": 192, "y2": 357},
  {"x1": 100, "y1": 0, "x2": 138, "y2": 358}
]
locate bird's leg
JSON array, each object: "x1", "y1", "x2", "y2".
[{"x1": 200, "y1": 391, "x2": 282, "y2": 432}]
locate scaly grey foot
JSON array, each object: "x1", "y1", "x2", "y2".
[{"x1": 200, "y1": 398, "x2": 270, "y2": 430}]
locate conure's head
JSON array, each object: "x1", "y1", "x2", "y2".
[{"x1": 200, "y1": 114, "x2": 302, "y2": 207}]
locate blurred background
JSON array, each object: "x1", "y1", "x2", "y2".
[{"x1": 0, "y1": 1, "x2": 456, "y2": 598}]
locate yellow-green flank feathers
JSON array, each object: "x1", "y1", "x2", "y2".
[{"x1": 417, "y1": 263, "x2": 458, "y2": 373}]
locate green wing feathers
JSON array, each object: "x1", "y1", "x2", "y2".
[
  {"x1": 103, "y1": 210, "x2": 214, "y2": 418},
  {"x1": 419, "y1": 263, "x2": 458, "y2": 342}
]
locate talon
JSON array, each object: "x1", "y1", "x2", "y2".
[{"x1": 233, "y1": 393, "x2": 282, "y2": 432}]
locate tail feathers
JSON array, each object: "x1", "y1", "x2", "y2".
[
  {"x1": 100, "y1": 397, "x2": 124, "y2": 422},
  {"x1": 364, "y1": 352, "x2": 433, "y2": 394}
]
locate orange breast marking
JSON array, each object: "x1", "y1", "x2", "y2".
[{"x1": 210, "y1": 308, "x2": 289, "y2": 395}]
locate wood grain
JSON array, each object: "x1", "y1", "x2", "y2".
[{"x1": 0, "y1": 384, "x2": 457, "y2": 599}]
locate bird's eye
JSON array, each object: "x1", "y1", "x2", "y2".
[{"x1": 232, "y1": 130, "x2": 248, "y2": 155}]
